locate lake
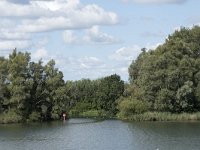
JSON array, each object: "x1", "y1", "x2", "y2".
[{"x1": 0, "y1": 119, "x2": 200, "y2": 150}]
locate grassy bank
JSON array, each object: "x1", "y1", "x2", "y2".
[
  {"x1": 69, "y1": 109, "x2": 115, "y2": 119},
  {"x1": 2, "y1": 111, "x2": 200, "y2": 124},
  {"x1": 69, "y1": 110, "x2": 200, "y2": 122},
  {"x1": 118, "y1": 112, "x2": 200, "y2": 121}
]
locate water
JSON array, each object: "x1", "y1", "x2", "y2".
[{"x1": 0, "y1": 119, "x2": 200, "y2": 150}]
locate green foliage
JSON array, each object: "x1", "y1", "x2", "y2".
[
  {"x1": 69, "y1": 109, "x2": 80, "y2": 117},
  {"x1": 0, "y1": 109, "x2": 22, "y2": 124},
  {"x1": 80, "y1": 110, "x2": 100, "y2": 118},
  {"x1": 68, "y1": 74, "x2": 124, "y2": 117},
  {"x1": 4, "y1": 26, "x2": 200, "y2": 123},
  {"x1": 0, "y1": 57, "x2": 8, "y2": 113},
  {"x1": 0, "y1": 50, "x2": 71, "y2": 123},
  {"x1": 7, "y1": 50, "x2": 31, "y2": 119},
  {"x1": 176, "y1": 81, "x2": 194, "y2": 111},
  {"x1": 117, "y1": 97, "x2": 148, "y2": 119},
  {"x1": 96, "y1": 74, "x2": 124, "y2": 114},
  {"x1": 121, "y1": 112, "x2": 200, "y2": 121},
  {"x1": 126, "y1": 26, "x2": 200, "y2": 114},
  {"x1": 0, "y1": 50, "x2": 124, "y2": 123},
  {"x1": 29, "y1": 111, "x2": 41, "y2": 122},
  {"x1": 69, "y1": 109, "x2": 112, "y2": 118},
  {"x1": 72, "y1": 102, "x2": 92, "y2": 112}
]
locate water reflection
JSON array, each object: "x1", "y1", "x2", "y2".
[
  {"x1": 127, "y1": 122, "x2": 200, "y2": 150},
  {"x1": 1, "y1": 119, "x2": 200, "y2": 150}
]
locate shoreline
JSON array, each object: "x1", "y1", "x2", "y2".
[
  {"x1": 117, "y1": 112, "x2": 200, "y2": 122},
  {"x1": 2, "y1": 111, "x2": 200, "y2": 124}
]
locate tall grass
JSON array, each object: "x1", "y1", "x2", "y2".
[
  {"x1": 118, "y1": 112, "x2": 200, "y2": 121},
  {"x1": 69, "y1": 109, "x2": 114, "y2": 119}
]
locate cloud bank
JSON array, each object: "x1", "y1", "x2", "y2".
[
  {"x1": 0, "y1": 0, "x2": 119, "y2": 51},
  {"x1": 123, "y1": 0, "x2": 187, "y2": 4},
  {"x1": 63, "y1": 26, "x2": 119, "y2": 45}
]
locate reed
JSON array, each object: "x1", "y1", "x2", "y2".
[{"x1": 119, "y1": 112, "x2": 200, "y2": 121}]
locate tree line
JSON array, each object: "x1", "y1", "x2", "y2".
[
  {"x1": 118, "y1": 26, "x2": 200, "y2": 119},
  {"x1": 0, "y1": 50, "x2": 124, "y2": 123},
  {"x1": 1, "y1": 26, "x2": 200, "y2": 123}
]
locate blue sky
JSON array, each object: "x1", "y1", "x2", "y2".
[{"x1": 0, "y1": 0, "x2": 199, "y2": 81}]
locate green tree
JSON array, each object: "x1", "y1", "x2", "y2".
[
  {"x1": 7, "y1": 50, "x2": 31, "y2": 120},
  {"x1": 117, "y1": 97, "x2": 148, "y2": 118},
  {"x1": 0, "y1": 57, "x2": 8, "y2": 113},
  {"x1": 44, "y1": 60, "x2": 67, "y2": 120},
  {"x1": 127, "y1": 26, "x2": 200, "y2": 113},
  {"x1": 96, "y1": 74, "x2": 124, "y2": 114},
  {"x1": 28, "y1": 60, "x2": 46, "y2": 121}
]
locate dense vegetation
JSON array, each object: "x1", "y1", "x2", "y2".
[
  {"x1": 0, "y1": 50, "x2": 124, "y2": 123},
  {"x1": 67, "y1": 75, "x2": 124, "y2": 118},
  {"x1": 1, "y1": 26, "x2": 200, "y2": 123},
  {"x1": 118, "y1": 26, "x2": 200, "y2": 120}
]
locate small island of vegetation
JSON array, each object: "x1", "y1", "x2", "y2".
[{"x1": 1, "y1": 26, "x2": 200, "y2": 123}]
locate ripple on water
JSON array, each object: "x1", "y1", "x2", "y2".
[{"x1": 1, "y1": 119, "x2": 200, "y2": 150}]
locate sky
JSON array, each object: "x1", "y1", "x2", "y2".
[{"x1": 0, "y1": 0, "x2": 199, "y2": 81}]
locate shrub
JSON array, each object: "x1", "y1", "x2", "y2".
[
  {"x1": 29, "y1": 111, "x2": 41, "y2": 122},
  {"x1": 117, "y1": 97, "x2": 148, "y2": 119},
  {"x1": 0, "y1": 109, "x2": 22, "y2": 124}
]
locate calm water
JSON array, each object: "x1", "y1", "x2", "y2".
[{"x1": 1, "y1": 119, "x2": 200, "y2": 150}]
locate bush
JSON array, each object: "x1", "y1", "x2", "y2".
[
  {"x1": 117, "y1": 97, "x2": 148, "y2": 119},
  {"x1": 69, "y1": 109, "x2": 80, "y2": 117},
  {"x1": 72, "y1": 102, "x2": 92, "y2": 112},
  {"x1": 29, "y1": 111, "x2": 41, "y2": 122},
  {"x1": 51, "y1": 113, "x2": 60, "y2": 120},
  {"x1": 0, "y1": 109, "x2": 22, "y2": 124}
]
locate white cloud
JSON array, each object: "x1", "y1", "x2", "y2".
[
  {"x1": 109, "y1": 45, "x2": 141, "y2": 62},
  {"x1": 0, "y1": 30, "x2": 30, "y2": 40},
  {"x1": 0, "y1": 0, "x2": 118, "y2": 32},
  {"x1": 32, "y1": 48, "x2": 48, "y2": 59},
  {"x1": 123, "y1": 0, "x2": 187, "y2": 4},
  {"x1": 83, "y1": 26, "x2": 119, "y2": 44},
  {"x1": 63, "y1": 31, "x2": 77, "y2": 44},
  {"x1": 109, "y1": 45, "x2": 142, "y2": 79},
  {"x1": 7, "y1": 0, "x2": 53, "y2": 4},
  {"x1": 32, "y1": 49, "x2": 105, "y2": 70},
  {"x1": 33, "y1": 49, "x2": 128, "y2": 80},
  {"x1": 0, "y1": 1, "x2": 51, "y2": 17},
  {"x1": 110, "y1": 43, "x2": 161, "y2": 62},
  {"x1": 0, "y1": 19, "x2": 30, "y2": 41},
  {"x1": 32, "y1": 54, "x2": 127, "y2": 81},
  {"x1": 0, "y1": 0, "x2": 119, "y2": 54},
  {"x1": 108, "y1": 43, "x2": 162, "y2": 80},
  {"x1": 32, "y1": 44, "x2": 152, "y2": 81},
  {"x1": 32, "y1": 49, "x2": 108, "y2": 80},
  {"x1": 0, "y1": 0, "x2": 119, "y2": 49},
  {"x1": 63, "y1": 26, "x2": 119, "y2": 45},
  {"x1": 15, "y1": 5, "x2": 118, "y2": 33},
  {"x1": 77, "y1": 56, "x2": 105, "y2": 69},
  {"x1": 0, "y1": 40, "x2": 31, "y2": 50},
  {"x1": 0, "y1": 19, "x2": 14, "y2": 28},
  {"x1": 31, "y1": 0, "x2": 80, "y2": 11},
  {"x1": 58, "y1": 55, "x2": 105, "y2": 71}
]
